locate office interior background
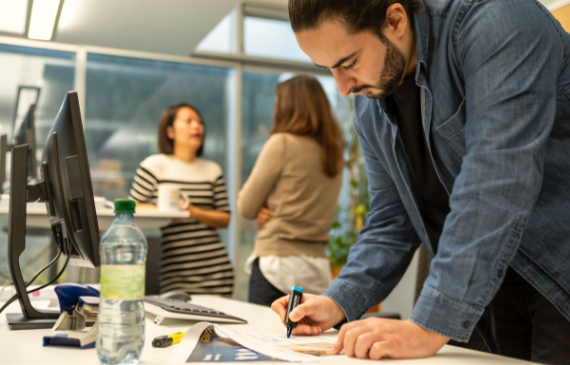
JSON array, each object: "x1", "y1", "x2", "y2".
[{"x1": 0, "y1": 0, "x2": 568, "y2": 320}]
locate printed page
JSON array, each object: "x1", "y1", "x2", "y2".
[
  {"x1": 168, "y1": 322, "x2": 211, "y2": 363},
  {"x1": 168, "y1": 323, "x2": 281, "y2": 363},
  {"x1": 214, "y1": 326, "x2": 344, "y2": 363}
]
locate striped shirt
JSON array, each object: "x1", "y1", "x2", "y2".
[{"x1": 130, "y1": 154, "x2": 233, "y2": 296}]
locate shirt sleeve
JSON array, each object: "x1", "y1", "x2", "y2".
[
  {"x1": 213, "y1": 174, "x2": 231, "y2": 213},
  {"x1": 410, "y1": 0, "x2": 563, "y2": 342},
  {"x1": 129, "y1": 165, "x2": 158, "y2": 204},
  {"x1": 237, "y1": 134, "x2": 285, "y2": 220},
  {"x1": 321, "y1": 104, "x2": 421, "y2": 323}
]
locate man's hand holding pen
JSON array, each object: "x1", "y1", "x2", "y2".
[
  {"x1": 271, "y1": 294, "x2": 449, "y2": 360},
  {"x1": 271, "y1": 293, "x2": 345, "y2": 336}
]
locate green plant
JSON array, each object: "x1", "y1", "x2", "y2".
[{"x1": 326, "y1": 96, "x2": 370, "y2": 270}]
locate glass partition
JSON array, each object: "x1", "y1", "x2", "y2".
[
  {"x1": 84, "y1": 54, "x2": 231, "y2": 202},
  {"x1": 0, "y1": 43, "x2": 75, "y2": 287}
]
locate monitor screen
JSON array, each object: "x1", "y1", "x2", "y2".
[
  {"x1": 13, "y1": 104, "x2": 37, "y2": 179},
  {"x1": 42, "y1": 91, "x2": 100, "y2": 268}
]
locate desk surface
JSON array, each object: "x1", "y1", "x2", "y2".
[
  {"x1": 0, "y1": 205, "x2": 189, "y2": 230},
  {"x1": 0, "y1": 295, "x2": 534, "y2": 365}
]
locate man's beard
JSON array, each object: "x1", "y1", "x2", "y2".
[{"x1": 352, "y1": 37, "x2": 407, "y2": 100}]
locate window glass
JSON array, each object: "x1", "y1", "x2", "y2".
[
  {"x1": 196, "y1": 12, "x2": 236, "y2": 54},
  {"x1": 244, "y1": 17, "x2": 312, "y2": 63},
  {"x1": 0, "y1": 44, "x2": 75, "y2": 287},
  {"x1": 84, "y1": 54, "x2": 233, "y2": 254},
  {"x1": 85, "y1": 54, "x2": 230, "y2": 200}
]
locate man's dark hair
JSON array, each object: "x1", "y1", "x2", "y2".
[{"x1": 289, "y1": 0, "x2": 419, "y2": 38}]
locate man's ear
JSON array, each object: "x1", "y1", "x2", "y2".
[
  {"x1": 385, "y1": 3, "x2": 408, "y2": 39},
  {"x1": 166, "y1": 126, "x2": 175, "y2": 140}
]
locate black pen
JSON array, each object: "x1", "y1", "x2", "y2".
[{"x1": 285, "y1": 286, "x2": 303, "y2": 338}]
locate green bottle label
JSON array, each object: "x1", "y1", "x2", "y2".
[{"x1": 100, "y1": 265, "x2": 145, "y2": 300}]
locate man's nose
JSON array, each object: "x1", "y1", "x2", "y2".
[{"x1": 332, "y1": 69, "x2": 354, "y2": 97}]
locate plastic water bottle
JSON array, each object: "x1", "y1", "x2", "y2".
[{"x1": 97, "y1": 199, "x2": 147, "y2": 364}]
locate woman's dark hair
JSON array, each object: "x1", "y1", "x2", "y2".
[
  {"x1": 158, "y1": 103, "x2": 205, "y2": 157},
  {"x1": 288, "y1": 0, "x2": 419, "y2": 39},
  {"x1": 272, "y1": 76, "x2": 344, "y2": 177}
]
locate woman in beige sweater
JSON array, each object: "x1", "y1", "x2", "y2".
[{"x1": 238, "y1": 76, "x2": 344, "y2": 306}]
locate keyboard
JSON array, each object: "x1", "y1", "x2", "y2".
[{"x1": 144, "y1": 296, "x2": 248, "y2": 325}]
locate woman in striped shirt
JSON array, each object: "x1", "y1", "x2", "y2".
[{"x1": 130, "y1": 103, "x2": 234, "y2": 296}]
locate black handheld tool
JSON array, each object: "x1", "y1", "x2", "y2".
[{"x1": 285, "y1": 286, "x2": 303, "y2": 338}]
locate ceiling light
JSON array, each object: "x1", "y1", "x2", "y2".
[
  {"x1": 28, "y1": 0, "x2": 62, "y2": 40},
  {"x1": 0, "y1": 0, "x2": 28, "y2": 34}
]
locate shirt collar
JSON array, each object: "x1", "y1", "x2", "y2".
[{"x1": 413, "y1": 0, "x2": 430, "y2": 81}]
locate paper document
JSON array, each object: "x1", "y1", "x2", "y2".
[{"x1": 168, "y1": 322, "x2": 344, "y2": 363}]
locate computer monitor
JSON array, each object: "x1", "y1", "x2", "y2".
[
  {"x1": 6, "y1": 91, "x2": 100, "y2": 330},
  {"x1": 13, "y1": 104, "x2": 38, "y2": 180},
  {"x1": 0, "y1": 104, "x2": 38, "y2": 190}
]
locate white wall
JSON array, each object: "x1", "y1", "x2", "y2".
[{"x1": 382, "y1": 251, "x2": 419, "y2": 320}]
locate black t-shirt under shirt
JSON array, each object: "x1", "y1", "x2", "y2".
[
  {"x1": 390, "y1": 77, "x2": 534, "y2": 294},
  {"x1": 390, "y1": 76, "x2": 450, "y2": 252}
]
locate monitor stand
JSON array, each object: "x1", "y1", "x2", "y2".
[{"x1": 6, "y1": 144, "x2": 61, "y2": 330}]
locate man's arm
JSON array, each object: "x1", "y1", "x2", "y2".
[
  {"x1": 412, "y1": 0, "x2": 563, "y2": 342},
  {"x1": 322, "y1": 99, "x2": 421, "y2": 322}
]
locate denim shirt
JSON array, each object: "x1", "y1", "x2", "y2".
[{"x1": 323, "y1": 0, "x2": 570, "y2": 342}]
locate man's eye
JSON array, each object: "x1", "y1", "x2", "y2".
[{"x1": 343, "y1": 60, "x2": 356, "y2": 70}]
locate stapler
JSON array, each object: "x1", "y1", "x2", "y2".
[
  {"x1": 43, "y1": 284, "x2": 100, "y2": 349},
  {"x1": 52, "y1": 283, "x2": 100, "y2": 330}
]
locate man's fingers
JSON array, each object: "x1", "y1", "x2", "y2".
[
  {"x1": 368, "y1": 341, "x2": 392, "y2": 360},
  {"x1": 354, "y1": 332, "x2": 383, "y2": 359},
  {"x1": 333, "y1": 319, "x2": 364, "y2": 353},
  {"x1": 291, "y1": 323, "x2": 321, "y2": 336},
  {"x1": 271, "y1": 296, "x2": 289, "y2": 323},
  {"x1": 340, "y1": 326, "x2": 374, "y2": 358},
  {"x1": 289, "y1": 301, "x2": 318, "y2": 322}
]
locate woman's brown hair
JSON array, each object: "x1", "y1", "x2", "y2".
[
  {"x1": 158, "y1": 103, "x2": 205, "y2": 156},
  {"x1": 272, "y1": 76, "x2": 345, "y2": 177}
]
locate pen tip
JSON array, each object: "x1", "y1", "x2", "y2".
[{"x1": 287, "y1": 334, "x2": 290, "y2": 338}]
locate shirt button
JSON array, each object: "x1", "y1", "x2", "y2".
[
  {"x1": 463, "y1": 321, "x2": 471, "y2": 329},
  {"x1": 498, "y1": 269, "x2": 504, "y2": 277}
]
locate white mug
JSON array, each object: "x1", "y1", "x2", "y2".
[{"x1": 158, "y1": 184, "x2": 181, "y2": 212}]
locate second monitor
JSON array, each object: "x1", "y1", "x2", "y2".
[{"x1": 0, "y1": 103, "x2": 38, "y2": 190}]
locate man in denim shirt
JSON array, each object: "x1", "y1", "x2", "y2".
[{"x1": 271, "y1": 0, "x2": 570, "y2": 363}]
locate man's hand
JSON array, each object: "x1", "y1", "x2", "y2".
[
  {"x1": 256, "y1": 206, "x2": 274, "y2": 228},
  {"x1": 332, "y1": 318, "x2": 449, "y2": 360},
  {"x1": 271, "y1": 294, "x2": 346, "y2": 335}
]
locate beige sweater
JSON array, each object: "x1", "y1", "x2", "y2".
[{"x1": 238, "y1": 133, "x2": 343, "y2": 258}]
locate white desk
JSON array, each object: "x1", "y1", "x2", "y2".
[
  {"x1": 0, "y1": 294, "x2": 534, "y2": 364},
  {"x1": 0, "y1": 205, "x2": 189, "y2": 230}
]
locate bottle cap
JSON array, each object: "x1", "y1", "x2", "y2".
[{"x1": 114, "y1": 199, "x2": 136, "y2": 213}]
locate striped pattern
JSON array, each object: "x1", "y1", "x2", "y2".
[{"x1": 130, "y1": 155, "x2": 233, "y2": 296}]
